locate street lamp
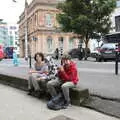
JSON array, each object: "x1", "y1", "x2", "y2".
[
  {"x1": 12, "y1": 0, "x2": 28, "y2": 61},
  {"x1": 24, "y1": 0, "x2": 28, "y2": 61}
]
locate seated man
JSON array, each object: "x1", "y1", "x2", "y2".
[{"x1": 47, "y1": 54, "x2": 79, "y2": 108}]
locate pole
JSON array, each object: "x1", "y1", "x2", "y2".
[
  {"x1": 29, "y1": 55, "x2": 32, "y2": 68},
  {"x1": 25, "y1": 24, "x2": 28, "y2": 60},
  {"x1": 115, "y1": 51, "x2": 118, "y2": 75},
  {"x1": 115, "y1": 43, "x2": 119, "y2": 75},
  {"x1": 25, "y1": 0, "x2": 28, "y2": 60},
  {"x1": 12, "y1": 0, "x2": 28, "y2": 60}
]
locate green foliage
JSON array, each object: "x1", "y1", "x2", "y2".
[{"x1": 57, "y1": 0, "x2": 116, "y2": 46}]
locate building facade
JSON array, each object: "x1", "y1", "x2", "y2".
[
  {"x1": 8, "y1": 25, "x2": 20, "y2": 56},
  {"x1": 18, "y1": 0, "x2": 79, "y2": 58},
  {"x1": 110, "y1": 0, "x2": 120, "y2": 32},
  {"x1": 0, "y1": 21, "x2": 9, "y2": 48},
  {"x1": 0, "y1": 21, "x2": 20, "y2": 56}
]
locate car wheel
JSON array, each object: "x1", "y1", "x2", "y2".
[
  {"x1": 96, "y1": 57, "x2": 102, "y2": 62},
  {"x1": 104, "y1": 59, "x2": 107, "y2": 62}
]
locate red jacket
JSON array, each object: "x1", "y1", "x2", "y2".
[{"x1": 58, "y1": 61, "x2": 79, "y2": 84}]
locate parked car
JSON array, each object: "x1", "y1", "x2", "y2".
[
  {"x1": 68, "y1": 48, "x2": 90, "y2": 60},
  {"x1": 0, "y1": 45, "x2": 4, "y2": 60},
  {"x1": 4, "y1": 47, "x2": 14, "y2": 59},
  {"x1": 91, "y1": 47, "x2": 100, "y2": 58},
  {"x1": 68, "y1": 48, "x2": 81, "y2": 58},
  {"x1": 92, "y1": 43, "x2": 119, "y2": 62}
]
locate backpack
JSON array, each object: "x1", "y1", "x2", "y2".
[{"x1": 47, "y1": 93, "x2": 65, "y2": 110}]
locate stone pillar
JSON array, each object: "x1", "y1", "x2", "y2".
[
  {"x1": 54, "y1": 34, "x2": 59, "y2": 49},
  {"x1": 42, "y1": 34, "x2": 46, "y2": 53},
  {"x1": 36, "y1": 34, "x2": 39, "y2": 53},
  {"x1": 64, "y1": 35, "x2": 69, "y2": 53},
  {"x1": 31, "y1": 38, "x2": 34, "y2": 57},
  {"x1": 20, "y1": 39, "x2": 24, "y2": 58},
  {"x1": 37, "y1": 34, "x2": 42, "y2": 53},
  {"x1": 74, "y1": 38, "x2": 79, "y2": 48}
]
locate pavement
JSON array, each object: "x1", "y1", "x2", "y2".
[
  {"x1": 0, "y1": 58, "x2": 120, "y2": 119},
  {"x1": 0, "y1": 83, "x2": 119, "y2": 120}
]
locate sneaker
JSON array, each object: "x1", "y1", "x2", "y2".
[
  {"x1": 34, "y1": 90, "x2": 42, "y2": 98},
  {"x1": 27, "y1": 89, "x2": 34, "y2": 95},
  {"x1": 62, "y1": 101, "x2": 70, "y2": 109}
]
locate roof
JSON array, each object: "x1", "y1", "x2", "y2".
[{"x1": 29, "y1": 0, "x2": 59, "y2": 7}]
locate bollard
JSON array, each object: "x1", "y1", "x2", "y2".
[
  {"x1": 115, "y1": 51, "x2": 118, "y2": 75},
  {"x1": 115, "y1": 43, "x2": 119, "y2": 75},
  {"x1": 29, "y1": 55, "x2": 32, "y2": 68}
]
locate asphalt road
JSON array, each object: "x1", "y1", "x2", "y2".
[
  {"x1": 0, "y1": 84, "x2": 118, "y2": 120},
  {"x1": 0, "y1": 58, "x2": 120, "y2": 99},
  {"x1": 76, "y1": 60, "x2": 120, "y2": 99}
]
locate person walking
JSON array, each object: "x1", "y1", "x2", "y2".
[
  {"x1": 13, "y1": 50, "x2": 19, "y2": 66},
  {"x1": 55, "y1": 48, "x2": 59, "y2": 60}
]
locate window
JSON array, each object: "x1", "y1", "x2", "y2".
[
  {"x1": 14, "y1": 47, "x2": 17, "y2": 50},
  {"x1": 15, "y1": 41, "x2": 18, "y2": 45},
  {"x1": 45, "y1": 14, "x2": 53, "y2": 27},
  {"x1": 15, "y1": 32, "x2": 18, "y2": 35},
  {"x1": 10, "y1": 36, "x2": 13, "y2": 45},
  {"x1": 10, "y1": 31, "x2": 12, "y2": 34},
  {"x1": 115, "y1": 16, "x2": 120, "y2": 31},
  {"x1": 59, "y1": 37, "x2": 64, "y2": 48},
  {"x1": 47, "y1": 37, "x2": 52, "y2": 52},
  {"x1": 116, "y1": 0, "x2": 120, "y2": 7},
  {"x1": 10, "y1": 26, "x2": 16, "y2": 30}
]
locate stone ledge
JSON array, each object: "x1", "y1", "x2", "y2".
[
  {"x1": 70, "y1": 87, "x2": 89, "y2": 106},
  {"x1": 0, "y1": 74, "x2": 89, "y2": 106},
  {"x1": 0, "y1": 74, "x2": 28, "y2": 91}
]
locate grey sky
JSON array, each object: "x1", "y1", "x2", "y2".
[{"x1": 0, "y1": 0, "x2": 32, "y2": 24}]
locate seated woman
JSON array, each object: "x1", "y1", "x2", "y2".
[
  {"x1": 35, "y1": 56, "x2": 59, "y2": 93},
  {"x1": 28, "y1": 52, "x2": 48, "y2": 96}
]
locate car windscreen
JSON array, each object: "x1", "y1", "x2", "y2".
[{"x1": 101, "y1": 44, "x2": 115, "y2": 49}]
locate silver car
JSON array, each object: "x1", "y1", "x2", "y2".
[{"x1": 94, "y1": 43, "x2": 116, "y2": 62}]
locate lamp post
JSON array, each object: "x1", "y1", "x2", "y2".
[
  {"x1": 24, "y1": 21, "x2": 28, "y2": 61},
  {"x1": 28, "y1": 43, "x2": 32, "y2": 68},
  {"x1": 12, "y1": 0, "x2": 28, "y2": 61},
  {"x1": 24, "y1": 0, "x2": 28, "y2": 61},
  {"x1": 78, "y1": 39, "x2": 83, "y2": 60}
]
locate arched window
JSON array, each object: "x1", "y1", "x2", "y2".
[
  {"x1": 58, "y1": 37, "x2": 64, "y2": 48},
  {"x1": 47, "y1": 37, "x2": 52, "y2": 52}
]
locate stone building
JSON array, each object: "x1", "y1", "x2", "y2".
[{"x1": 18, "y1": 0, "x2": 79, "y2": 58}]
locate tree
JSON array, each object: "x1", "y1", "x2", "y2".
[{"x1": 56, "y1": 0, "x2": 116, "y2": 59}]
